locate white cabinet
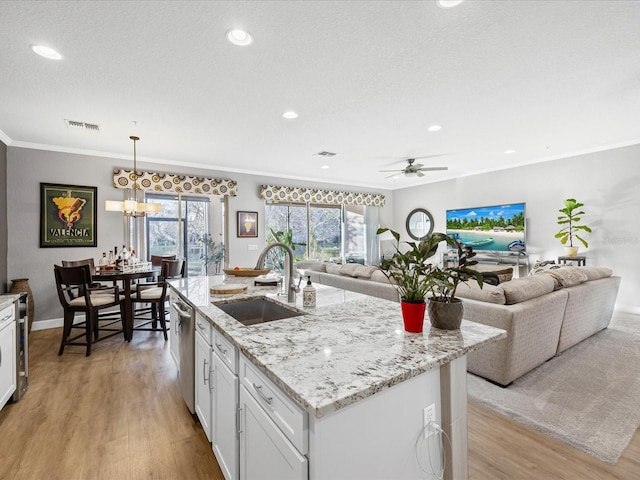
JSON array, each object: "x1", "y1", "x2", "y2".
[
  {"x1": 0, "y1": 303, "x2": 17, "y2": 409},
  {"x1": 239, "y1": 385, "x2": 308, "y2": 480},
  {"x1": 212, "y1": 350, "x2": 239, "y2": 480},
  {"x1": 195, "y1": 326, "x2": 213, "y2": 442}
]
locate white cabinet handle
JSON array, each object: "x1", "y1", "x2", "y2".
[{"x1": 253, "y1": 383, "x2": 273, "y2": 408}]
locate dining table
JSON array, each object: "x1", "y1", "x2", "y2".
[{"x1": 92, "y1": 265, "x2": 161, "y2": 341}]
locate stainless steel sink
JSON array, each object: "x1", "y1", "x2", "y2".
[{"x1": 214, "y1": 298, "x2": 305, "y2": 326}]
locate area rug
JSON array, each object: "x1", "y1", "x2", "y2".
[{"x1": 467, "y1": 318, "x2": 640, "y2": 464}]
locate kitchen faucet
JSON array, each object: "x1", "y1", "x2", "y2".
[{"x1": 255, "y1": 242, "x2": 300, "y2": 302}]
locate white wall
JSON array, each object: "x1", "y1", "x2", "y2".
[
  {"x1": 6, "y1": 147, "x2": 392, "y2": 324},
  {"x1": 391, "y1": 144, "x2": 640, "y2": 313}
]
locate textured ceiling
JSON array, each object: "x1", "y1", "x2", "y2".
[{"x1": 1, "y1": 0, "x2": 639, "y2": 190}]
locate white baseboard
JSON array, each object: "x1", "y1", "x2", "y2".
[
  {"x1": 614, "y1": 305, "x2": 640, "y2": 316},
  {"x1": 31, "y1": 317, "x2": 65, "y2": 331}
]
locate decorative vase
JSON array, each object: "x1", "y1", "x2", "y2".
[
  {"x1": 564, "y1": 246, "x2": 579, "y2": 257},
  {"x1": 400, "y1": 301, "x2": 426, "y2": 333},
  {"x1": 10, "y1": 278, "x2": 34, "y2": 332},
  {"x1": 428, "y1": 297, "x2": 463, "y2": 330}
]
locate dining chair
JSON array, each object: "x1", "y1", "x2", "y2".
[
  {"x1": 130, "y1": 259, "x2": 185, "y2": 340},
  {"x1": 54, "y1": 264, "x2": 126, "y2": 356}
]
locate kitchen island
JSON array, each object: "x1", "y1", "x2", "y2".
[{"x1": 169, "y1": 275, "x2": 505, "y2": 480}]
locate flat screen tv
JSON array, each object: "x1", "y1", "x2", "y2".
[{"x1": 445, "y1": 202, "x2": 526, "y2": 253}]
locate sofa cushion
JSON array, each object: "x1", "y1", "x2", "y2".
[
  {"x1": 339, "y1": 264, "x2": 360, "y2": 276},
  {"x1": 296, "y1": 260, "x2": 327, "y2": 272},
  {"x1": 500, "y1": 275, "x2": 556, "y2": 304},
  {"x1": 579, "y1": 266, "x2": 613, "y2": 281},
  {"x1": 352, "y1": 265, "x2": 378, "y2": 278},
  {"x1": 539, "y1": 266, "x2": 588, "y2": 289},
  {"x1": 371, "y1": 269, "x2": 391, "y2": 284},
  {"x1": 455, "y1": 281, "x2": 506, "y2": 305},
  {"x1": 326, "y1": 263, "x2": 342, "y2": 275}
]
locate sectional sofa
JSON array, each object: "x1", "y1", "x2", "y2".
[{"x1": 297, "y1": 260, "x2": 620, "y2": 386}]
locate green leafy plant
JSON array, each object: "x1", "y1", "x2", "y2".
[
  {"x1": 198, "y1": 234, "x2": 225, "y2": 272},
  {"x1": 377, "y1": 228, "x2": 483, "y2": 304},
  {"x1": 555, "y1": 198, "x2": 592, "y2": 248},
  {"x1": 428, "y1": 239, "x2": 483, "y2": 303},
  {"x1": 377, "y1": 228, "x2": 444, "y2": 303}
]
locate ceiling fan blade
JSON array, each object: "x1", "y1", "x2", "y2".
[
  {"x1": 378, "y1": 169, "x2": 403, "y2": 173},
  {"x1": 412, "y1": 153, "x2": 449, "y2": 160},
  {"x1": 417, "y1": 166, "x2": 448, "y2": 171},
  {"x1": 385, "y1": 172, "x2": 402, "y2": 179},
  {"x1": 417, "y1": 171, "x2": 425, "y2": 178},
  {"x1": 412, "y1": 163, "x2": 424, "y2": 170}
]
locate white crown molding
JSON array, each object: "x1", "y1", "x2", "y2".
[{"x1": 0, "y1": 128, "x2": 12, "y2": 145}]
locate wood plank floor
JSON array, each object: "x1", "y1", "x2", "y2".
[
  {"x1": 2, "y1": 326, "x2": 639, "y2": 479},
  {"x1": 0, "y1": 327, "x2": 223, "y2": 480}
]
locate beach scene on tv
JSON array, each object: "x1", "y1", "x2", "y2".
[{"x1": 446, "y1": 203, "x2": 526, "y2": 253}]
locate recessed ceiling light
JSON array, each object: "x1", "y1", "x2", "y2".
[
  {"x1": 31, "y1": 45, "x2": 62, "y2": 60},
  {"x1": 504, "y1": 149, "x2": 516, "y2": 154},
  {"x1": 321, "y1": 165, "x2": 330, "y2": 169},
  {"x1": 283, "y1": 111, "x2": 298, "y2": 119},
  {"x1": 428, "y1": 124, "x2": 442, "y2": 132},
  {"x1": 226, "y1": 29, "x2": 253, "y2": 46},
  {"x1": 436, "y1": 0, "x2": 465, "y2": 9}
]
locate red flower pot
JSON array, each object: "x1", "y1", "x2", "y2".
[{"x1": 400, "y1": 301, "x2": 426, "y2": 333}]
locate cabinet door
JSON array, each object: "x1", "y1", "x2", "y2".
[
  {"x1": 0, "y1": 320, "x2": 17, "y2": 409},
  {"x1": 239, "y1": 386, "x2": 307, "y2": 480},
  {"x1": 213, "y1": 353, "x2": 239, "y2": 480},
  {"x1": 195, "y1": 331, "x2": 213, "y2": 442}
]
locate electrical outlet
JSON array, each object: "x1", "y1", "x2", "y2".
[
  {"x1": 248, "y1": 244, "x2": 258, "y2": 251},
  {"x1": 423, "y1": 404, "x2": 437, "y2": 438}
]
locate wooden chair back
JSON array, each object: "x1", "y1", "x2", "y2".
[
  {"x1": 62, "y1": 258, "x2": 96, "y2": 270},
  {"x1": 160, "y1": 259, "x2": 185, "y2": 280},
  {"x1": 151, "y1": 254, "x2": 176, "y2": 267},
  {"x1": 54, "y1": 264, "x2": 92, "y2": 306}
]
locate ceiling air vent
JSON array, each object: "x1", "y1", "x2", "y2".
[
  {"x1": 64, "y1": 119, "x2": 100, "y2": 132},
  {"x1": 313, "y1": 151, "x2": 337, "y2": 157}
]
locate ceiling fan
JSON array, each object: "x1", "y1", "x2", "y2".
[{"x1": 379, "y1": 157, "x2": 448, "y2": 178}]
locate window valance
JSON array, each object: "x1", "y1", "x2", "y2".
[
  {"x1": 113, "y1": 168, "x2": 237, "y2": 196},
  {"x1": 259, "y1": 184, "x2": 385, "y2": 207}
]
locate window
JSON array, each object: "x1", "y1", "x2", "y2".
[
  {"x1": 146, "y1": 194, "x2": 224, "y2": 276},
  {"x1": 265, "y1": 202, "x2": 379, "y2": 265}
]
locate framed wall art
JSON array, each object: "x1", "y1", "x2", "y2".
[
  {"x1": 237, "y1": 211, "x2": 258, "y2": 238},
  {"x1": 40, "y1": 183, "x2": 98, "y2": 248}
]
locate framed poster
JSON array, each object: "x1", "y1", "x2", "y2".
[
  {"x1": 237, "y1": 211, "x2": 258, "y2": 238},
  {"x1": 40, "y1": 183, "x2": 97, "y2": 247}
]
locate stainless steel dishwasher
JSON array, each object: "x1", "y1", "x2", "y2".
[{"x1": 170, "y1": 297, "x2": 195, "y2": 414}]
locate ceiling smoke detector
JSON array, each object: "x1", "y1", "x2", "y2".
[{"x1": 64, "y1": 119, "x2": 100, "y2": 132}]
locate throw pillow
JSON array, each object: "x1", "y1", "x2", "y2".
[
  {"x1": 539, "y1": 266, "x2": 588, "y2": 288},
  {"x1": 455, "y1": 281, "x2": 506, "y2": 305}
]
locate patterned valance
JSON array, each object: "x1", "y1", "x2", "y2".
[
  {"x1": 259, "y1": 185, "x2": 385, "y2": 207},
  {"x1": 113, "y1": 168, "x2": 237, "y2": 196}
]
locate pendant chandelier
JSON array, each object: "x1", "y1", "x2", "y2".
[{"x1": 105, "y1": 136, "x2": 161, "y2": 217}]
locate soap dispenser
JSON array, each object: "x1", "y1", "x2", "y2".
[{"x1": 303, "y1": 275, "x2": 316, "y2": 307}]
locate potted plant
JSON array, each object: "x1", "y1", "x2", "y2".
[
  {"x1": 377, "y1": 228, "x2": 444, "y2": 333},
  {"x1": 427, "y1": 238, "x2": 483, "y2": 330},
  {"x1": 198, "y1": 234, "x2": 225, "y2": 275},
  {"x1": 555, "y1": 198, "x2": 592, "y2": 257}
]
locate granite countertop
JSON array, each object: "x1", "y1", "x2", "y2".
[
  {"x1": 169, "y1": 275, "x2": 506, "y2": 418},
  {"x1": 0, "y1": 294, "x2": 21, "y2": 310}
]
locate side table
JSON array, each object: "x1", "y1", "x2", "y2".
[{"x1": 558, "y1": 255, "x2": 586, "y2": 266}]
